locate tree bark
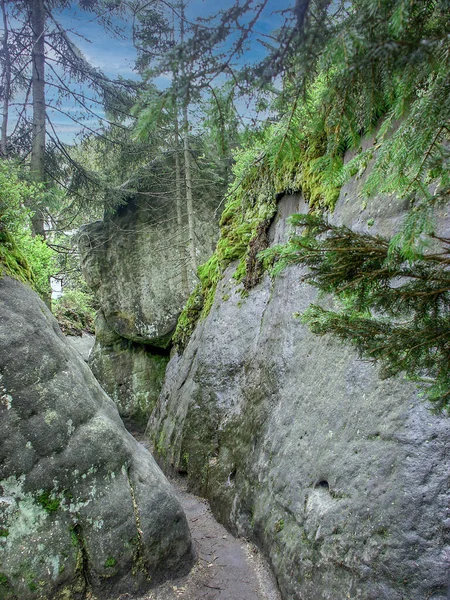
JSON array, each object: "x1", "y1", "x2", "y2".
[
  {"x1": 180, "y1": 3, "x2": 197, "y2": 275},
  {"x1": 29, "y1": 0, "x2": 51, "y2": 308},
  {"x1": 29, "y1": 0, "x2": 46, "y2": 237},
  {"x1": 174, "y1": 103, "x2": 189, "y2": 295},
  {"x1": 0, "y1": 0, "x2": 11, "y2": 156},
  {"x1": 182, "y1": 99, "x2": 197, "y2": 275}
]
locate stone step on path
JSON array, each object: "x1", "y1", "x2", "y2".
[{"x1": 128, "y1": 435, "x2": 281, "y2": 600}]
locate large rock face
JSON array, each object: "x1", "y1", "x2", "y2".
[
  {"x1": 78, "y1": 192, "x2": 219, "y2": 423},
  {"x1": 89, "y1": 311, "x2": 168, "y2": 429},
  {"x1": 79, "y1": 195, "x2": 219, "y2": 347},
  {"x1": 0, "y1": 277, "x2": 194, "y2": 600},
  {"x1": 147, "y1": 191, "x2": 450, "y2": 600}
]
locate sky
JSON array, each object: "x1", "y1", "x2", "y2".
[
  {"x1": 5, "y1": 1, "x2": 292, "y2": 144},
  {"x1": 56, "y1": 0, "x2": 288, "y2": 76}
]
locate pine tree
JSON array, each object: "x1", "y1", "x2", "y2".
[{"x1": 267, "y1": 214, "x2": 450, "y2": 411}]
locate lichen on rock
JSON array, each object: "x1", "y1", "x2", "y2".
[{"x1": 0, "y1": 276, "x2": 194, "y2": 600}]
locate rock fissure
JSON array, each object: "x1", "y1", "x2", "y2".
[
  {"x1": 125, "y1": 466, "x2": 148, "y2": 578},
  {"x1": 72, "y1": 523, "x2": 91, "y2": 594}
]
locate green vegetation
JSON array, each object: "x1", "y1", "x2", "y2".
[
  {"x1": 274, "y1": 519, "x2": 285, "y2": 533},
  {"x1": 36, "y1": 490, "x2": 60, "y2": 513},
  {"x1": 266, "y1": 213, "x2": 450, "y2": 410},
  {"x1": 172, "y1": 284, "x2": 204, "y2": 352},
  {"x1": 104, "y1": 557, "x2": 117, "y2": 568},
  {"x1": 52, "y1": 290, "x2": 96, "y2": 336},
  {"x1": 0, "y1": 528, "x2": 9, "y2": 537},
  {"x1": 70, "y1": 527, "x2": 78, "y2": 548},
  {"x1": 173, "y1": 186, "x2": 277, "y2": 352},
  {"x1": 0, "y1": 161, "x2": 55, "y2": 297}
]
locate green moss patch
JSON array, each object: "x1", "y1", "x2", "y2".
[
  {"x1": 36, "y1": 490, "x2": 60, "y2": 513},
  {"x1": 0, "y1": 231, "x2": 34, "y2": 286},
  {"x1": 104, "y1": 557, "x2": 117, "y2": 568},
  {"x1": 173, "y1": 169, "x2": 279, "y2": 352},
  {"x1": 0, "y1": 572, "x2": 15, "y2": 600}
]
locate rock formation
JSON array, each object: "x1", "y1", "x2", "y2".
[
  {"x1": 79, "y1": 192, "x2": 220, "y2": 425},
  {"x1": 147, "y1": 183, "x2": 450, "y2": 598},
  {"x1": 0, "y1": 276, "x2": 194, "y2": 600},
  {"x1": 88, "y1": 311, "x2": 168, "y2": 429},
  {"x1": 66, "y1": 333, "x2": 95, "y2": 363}
]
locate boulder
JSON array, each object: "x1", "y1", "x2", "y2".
[
  {"x1": 0, "y1": 277, "x2": 194, "y2": 600},
  {"x1": 147, "y1": 192, "x2": 450, "y2": 600},
  {"x1": 89, "y1": 311, "x2": 168, "y2": 430},
  {"x1": 78, "y1": 192, "x2": 219, "y2": 424},
  {"x1": 79, "y1": 195, "x2": 219, "y2": 347},
  {"x1": 66, "y1": 333, "x2": 95, "y2": 363}
]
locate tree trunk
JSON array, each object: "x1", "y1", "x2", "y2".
[
  {"x1": 179, "y1": 3, "x2": 197, "y2": 275},
  {"x1": 29, "y1": 0, "x2": 46, "y2": 238},
  {"x1": 29, "y1": 0, "x2": 51, "y2": 308},
  {"x1": 182, "y1": 99, "x2": 197, "y2": 275},
  {"x1": 0, "y1": 0, "x2": 11, "y2": 156},
  {"x1": 174, "y1": 104, "x2": 189, "y2": 295}
]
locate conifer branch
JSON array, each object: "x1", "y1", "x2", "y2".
[{"x1": 265, "y1": 213, "x2": 450, "y2": 411}]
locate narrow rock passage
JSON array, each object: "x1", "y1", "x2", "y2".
[{"x1": 129, "y1": 434, "x2": 281, "y2": 600}]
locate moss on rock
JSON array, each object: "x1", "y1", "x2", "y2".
[{"x1": 0, "y1": 231, "x2": 34, "y2": 287}]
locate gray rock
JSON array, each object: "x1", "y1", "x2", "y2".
[
  {"x1": 89, "y1": 311, "x2": 168, "y2": 429},
  {"x1": 0, "y1": 277, "x2": 194, "y2": 600},
  {"x1": 147, "y1": 193, "x2": 450, "y2": 600},
  {"x1": 79, "y1": 195, "x2": 219, "y2": 347},
  {"x1": 66, "y1": 333, "x2": 95, "y2": 363},
  {"x1": 78, "y1": 192, "x2": 220, "y2": 424}
]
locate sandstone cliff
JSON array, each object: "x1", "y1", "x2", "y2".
[
  {"x1": 79, "y1": 192, "x2": 220, "y2": 425},
  {"x1": 147, "y1": 183, "x2": 450, "y2": 599}
]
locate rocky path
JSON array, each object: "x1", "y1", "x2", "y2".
[{"x1": 130, "y1": 435, "x2": 281, "y2": 600}]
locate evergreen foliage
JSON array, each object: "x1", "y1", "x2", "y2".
[
  {"x1": 266, "y1": 213, "x2": 450, "y2": 411},
  {"x1": 218, "y1": 0, "x2": 450, "y2": 223}
]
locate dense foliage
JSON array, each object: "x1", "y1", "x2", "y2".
[
  {"x1": 52, "y1": 289, "x2": 96, "y2": 336},
  {"x1": 0, "y1": 161, "x2": 55, "y2": 297},
  {"x1": 266, "y1": 214, "x2": 450, "y2": 410}
]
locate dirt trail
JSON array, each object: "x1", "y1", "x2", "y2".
[{"x1": 129, "y1": 435, "x2": 281, "y2": 600}]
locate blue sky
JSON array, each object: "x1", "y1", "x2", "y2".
[{"x1": 47, "y1": 0, "x2": 291, "y2": 142}]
